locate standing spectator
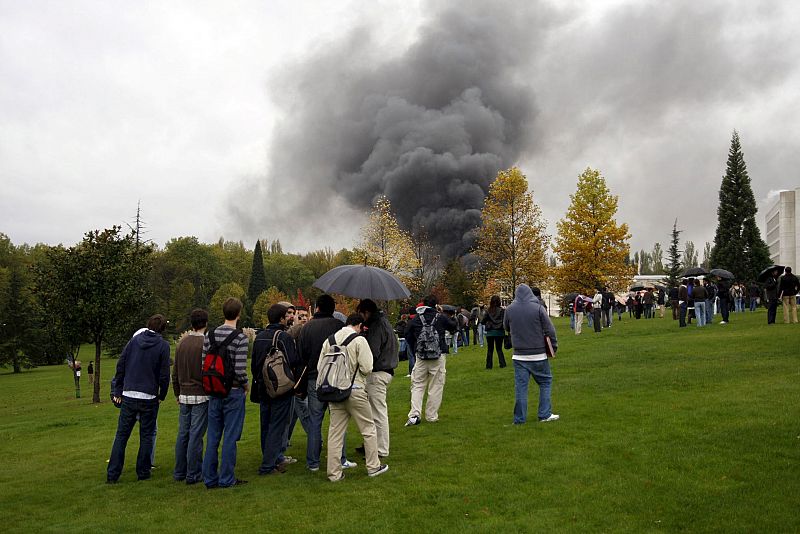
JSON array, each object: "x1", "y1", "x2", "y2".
[
  {"x1": 202, "y1": 298, "x2": 250, "y2": 489},
  {"x1": 669, "y1": 286, "x2": 680, "y2": 320},
  {"x1": 748, "y1": 282, "x2": 760, "y2": 312},
  {"x1": 765, "y1": 269, "x2": 781, "y2": 324},
  {"x1": 678, "y1": 280, "x2": 688, "y2": 328},
  {"x1": 626, "y1": 295, "x2": 634, "y2": 318},
  {"x1": 172, "y1": 309, "x2": 210, "y2": 485},
  {"x1": 732, "y1": 283, "x2": 745, "y2": 312},
  {"x1": 297, "y1": 294, "x2": 353, "y2": 472},
  {"x1": 779, "y1": 267, "x2": 800, "y2": 323},
  {"x1": 693, "y1": 281, "x2": 708, "y2": 327},
  {"x1": 503, "y1": 284, "x2": 559, "y2": 424},
  {"x1": 283, "y1": 304, "x2": 311, "y2": 465},
  {"x1": 601, "y1": 287, "x2": 614, "y2": 328},
  {"x1": 107, "y1": 315, "x2": 170, "y2": 484},
  {"x1": 251, "y1": 303, "x2": 300, "y2": 476},
  {"x1": 656, "y1": 288, "x2": 666, "y2": 318},
  {"x1": 87, "y1": 361, "x2": 94, "y2": 386},
  {"x1": 322, "y1": 314, "x2": 389, "y2": 481},
  {"x1": 717, "y1": 279, "x2": 731, "y2": 324},
  {"x1": 357, "y1": 299, "x2": 398, "y2": 459},
  {"x1": 481, "y1": 295, "x2": 506, "y2": 368},
  {"x1": 705, "y1": 279, "x2": 717, "y2": 325},
  {"x1": 592, "y1": 289, "x2": 603, "y2": 333},
  {"x1": 642, "y1": 289, "x2": 654, "y2": 319},
  {"x1": 470, "y1": 306, "x2": 480, "y2": 346},
  {"x1": 404, "y1": 296, "x2": 457, "y2": 426},
  {"x1": 574, "y1": 297, "x2": 585, "y2": 335}
]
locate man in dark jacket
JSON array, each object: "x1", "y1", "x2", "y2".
[
  {"x1": 717, "y1": 279, "x2": 731, "y2": 324},
  {"x1": 357, "y1": 299, "x2": 398, "y2": 458},
  {"x1": 251, "y1": 303, "x2": 301, "y2": 475},
  {"x1": 765, "y1": 269, "x2": 781, "y2": 324},
  {"x1": 107, "y1": 315, "x2": 171, "y2": 483},
  {"x1": 297, "y1": 294, "x2": 353, "y2": 472},
  {"x1": 779, "y1": 267, "x2": 799, "y2": 323},
  {"x1": 404, "y1": 295, "x2": 456, "y2": 426},
  {"x1": 748, "y1": 282, "x2": 761, "y2": 312},
  {"x1": 503, "y1": 284, "x2": 559, "y2": 424}
]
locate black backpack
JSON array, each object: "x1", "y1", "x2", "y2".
[{"x1": 416, "y1": 314, "x2": 441, "y2": 360}]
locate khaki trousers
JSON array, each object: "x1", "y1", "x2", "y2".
[
  {"x1": 327, "y1": 388, "x2": 379, "y2": 481},
  {"x1": 365, "y1": 371, "x2": 392, "y2": 457},
  {"x1": 575, "y1": 312, "x2": 583, "y2": 334},
  {"x1": 408, "y1": 356, "x2": 446, "y2": 422},
  {"x1": 782, "y1": 296, "x2": 798, "y2": 323}
]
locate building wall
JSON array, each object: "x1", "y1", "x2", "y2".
[{"x1": 764, "y1": 188, "x2": 800, "y2": 270}]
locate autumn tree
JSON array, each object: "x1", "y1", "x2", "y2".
[
  {"x1": 252, "y1": 286, "x2": 288, "y2": 327},
  {"x1": 208, "y1": 282, "x2": 247, "y2": 327},
  {"x1": 666, "y1": 220, "x2": 683, "y2": 288},
  {"x1": 410, "y1": 226, "x2": 441, "y2": 298},
  {"x1": 474, "y1": 167, "x2": 550, "y2": 292},
  {"x1": 440, "y1": 258, "x2": 477, "y2": 307},
  {"x1": 709, "y1": 131, "x2": 771, "y2": 280},
  {"x1": 553, "y1": 167, "x2": 633, "y2": 294},
  {"x1": 354, "y1": 195, "x2": 420, "y2": 291}
]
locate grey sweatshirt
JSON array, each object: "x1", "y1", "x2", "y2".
[{"x1": 503, "y1": 284, "x2": 558, "y2": 356}]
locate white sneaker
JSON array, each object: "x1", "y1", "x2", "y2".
[
  {"x1": 539, "y1": 414, "x2": 560, "y2": 422},
  {"x1": 720, "y1": 321, "x2": 727, "y2": 324},
  {"x1": 341, "y1": 460, "x2": 358, "y2": 469},
  {"x1": 404, "y1": 415, "x2": 421, "y2": 427},
  {"x1": 368, "y1": 464, "x2": 389, "y2": 477}
]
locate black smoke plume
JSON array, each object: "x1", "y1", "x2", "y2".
[{"x1": 228, "y1": 1, "x2": 550, "y2": 256}]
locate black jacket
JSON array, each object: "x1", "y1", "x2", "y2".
[
  {"x1": 364, "y1": 311, "x2": 399, "y2": 374},
  {"x1": 779, "y1": 273, "x2": 800, "y2": 296},
  {"x1": 405, "y1": 307, "x2": 457, "y2": 355},
  {"x1": 297, "y1": 313, "x2": 344, "y2": 379},
  {"x1": 765, "y1": 277, "x2": 779, "y2": 300},
  {"x1": 251, "y1": 323, "x2": 300, "y2": 402},
  {"x1": 481, "y1": 308, "x2": 505, "y2": 330}
]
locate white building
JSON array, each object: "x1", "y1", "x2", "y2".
[{"x1": 764, "y1": 188, "x2": 800, "y2": 270}]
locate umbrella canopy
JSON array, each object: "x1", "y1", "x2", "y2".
[
  {"x1": 629, "y1": 285, "x2": 646, "y2": 292},
  {"x1": 757, "y1": 264, "x2": 785, "y2": 283},
  {"x1": 312, "y1": 264, "x2": 410, "y2": 300},
  {"x1": 562, "y1": 292, "x2": 579, "y2": 304},
  {"x1": 440, "y1": 304, "x2": 459, "y2": 313},
  {"x1": 709, "y1": 268, "x2": 734, "y2": 280},
  {"x1": 681, "y1": 266, "x2": 708, "y2": 277}
]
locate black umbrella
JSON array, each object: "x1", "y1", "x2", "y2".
[
  {"x1": 709, "y1": 268, "x2": 734, "y2": 280},
  {"x1": 440, "y1": 304, "x2": 458, "y2": 313},
  {"x1": 563, "y1": 292, "x2": 579, "y2": 304},
  {"x1": 681, "y1": 267, "x2": 708, "y2": 277},
  {"x1": 757, "y1": 264, "x2": 785, "y2": 283},
  {"x1": 629, "y1": 285, "x2": 646, "y2": 292},
  {"x1": 312, "y1": 264, "x2": 411, "y2": 300}
]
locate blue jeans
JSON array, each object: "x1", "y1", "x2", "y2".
[
  {"x1": 259, "y1": 395, "x2": 292, "y2": 474},
  {"x1": 283, "y1": 395, "x2": 311, "y2": 453},
  {"x1": 174, "y1": 401, "x2": 208, "y2": 483},
  {"x1": 107, "y1": 397, "x2": 159, "y2": 481},
  {"x1": 679, "y1": 302, "x2": 687, "y2": 327},
  {"x1": 407, "y1": 345, "x2": 416, "y2": 375},
  {"x1": 513, "y1": 360, "x2": 552, "y2": 423},
  {"x1": 705, "y1": 298, "x2": 714, "y2": 324},
  {"x1": 203, "y1": 388, "x2": 246, "y2": 487},
  {"x1": 750, "y1": 297, "x2": 758, "y2": 311},
  {"x1": 694, "y1": 301, "x2": 707, "y2": 326},
  {"x1": 569, "y1": 312, "x2": 575, "y2": 330},
  {"x1": 477, "y1": 324, "x2": 485, "y2": 346},
  {"x1": 306, "y1": 376, "x2": 347, "y2": 469}
]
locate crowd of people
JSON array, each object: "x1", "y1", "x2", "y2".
[{"x1": 105, "y1": 284, "x2": 559, "y2": 487}]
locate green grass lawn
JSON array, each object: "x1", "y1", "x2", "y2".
[{"x1": 1, "y1": 310, "x2": 798, "y2": 533}]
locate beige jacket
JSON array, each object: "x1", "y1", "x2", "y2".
[{"x1": 318, "y1": 326, "x2": 373, "y2": 388}]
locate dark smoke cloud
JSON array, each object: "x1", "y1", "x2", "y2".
[
  {"x1": 229, "y1": 0, "x2": 800, "y2": 257},
  {"x1": 228, "y1": 1, "x2": 557, "y2": 256}
]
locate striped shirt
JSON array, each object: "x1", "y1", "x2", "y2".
[{"x1": 203, "y1": 325, "x2": 249, "y2": 387}]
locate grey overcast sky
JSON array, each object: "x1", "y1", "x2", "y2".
[{"x1": 2, "y1": 0, "x2": 799, "y2": 257}]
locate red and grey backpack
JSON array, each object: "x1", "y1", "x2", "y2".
[{"x1": 202, "y1": 327, "x2": 242, "y2": 398}]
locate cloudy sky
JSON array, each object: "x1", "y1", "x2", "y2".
[{"x1": 2, "y1": 0, "x2": 799, "y2": 258}]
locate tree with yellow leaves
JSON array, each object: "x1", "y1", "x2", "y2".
[
  {"x1": 474, "y1": 167, "x2": 550, "y2": 291},
  {"x1": 353, "y1": 195, "x2": 420, "y2": 291},
  {"x1": 553, "y1": 167, "x2": 633, "y2": 294}
]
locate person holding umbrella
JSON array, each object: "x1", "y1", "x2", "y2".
[
  {"x1": 778, "y1": 267, "x2": 799, "y2": 323},
  {"x1": 762, "y1": 267, "x2": 782, "y2": 324}
]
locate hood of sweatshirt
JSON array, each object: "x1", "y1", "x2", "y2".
[
  {"x1": 514, "y1": 283, "x2": 535, "y2": 304},
  {"x1": 134, "y1": 329, "x2": 164, "y2": 350}
]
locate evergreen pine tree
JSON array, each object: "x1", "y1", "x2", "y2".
[
  {"x1": 246, "y1": 240, "x2": 267, "y2": 324},
  {"x1": 666, "y1": 219, "x2": 683, "y2": 288},
  {"x1": 709, "y1": 131, "x2": 770, "y2": 280}
]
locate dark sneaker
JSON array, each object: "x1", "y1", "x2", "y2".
[
  {"x1": 368, "y1": 464, "x2": 389, "y2": 477},
  {"x1": 404, "y1": 416, "x2": 420, "y2": 427},
  {"x1": 232, "y1": 479, "x2": 249, "y2": 486}
]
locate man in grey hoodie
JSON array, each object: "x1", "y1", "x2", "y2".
[{"x1": 503, "y1": 284, "x2": 559, "y2": 424}]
